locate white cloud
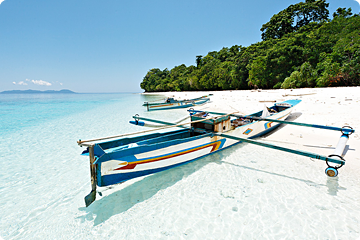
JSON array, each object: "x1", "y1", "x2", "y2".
[
  {"x1": 12, "y1": 81, "x2": 28, "y2": 85},
  {"x1": 355, "y1": 0, "x2": 360, "y2": 5},
  {"x1": 31, "y1": 80, "x2": 52, "y2": 86},
  {"x1": 18, "y1": 81, "x2": 28, "y2": 85},
  {"x1": 0, "y1": 0, "x2": 5, "y2": 5},
  {"x1": 55, "y1": 81, "x2": 64, "y2": 86},
  {"x1": 13, "y1": 79, "x2": 57, "y2": 87}
]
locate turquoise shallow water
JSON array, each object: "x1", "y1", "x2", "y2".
[
  {"x1": 1, "y1": 93, "x2": 360, "y2": 239},
  {"x1": 0, "y1": 93, "x2": 147, "y2": 135},
  {"x1": 0, "y1": 93, "x2": 189, "y2": 239}
]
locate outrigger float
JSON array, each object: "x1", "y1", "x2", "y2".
[
  {"x1": 143, "y1": 95, "x2": 211, "y2": 111},
  {"x1": 78, "y1": 99, "x2": 354, "y2": 207}
]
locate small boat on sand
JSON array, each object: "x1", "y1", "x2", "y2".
[
  {"x1": 78, "y1": 99, "x2": 354, "y2": 207},
  {"x1": 143, "y1": 95, "x2": 211, "y2": 111}
]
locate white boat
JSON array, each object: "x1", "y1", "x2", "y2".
[{"x1": 144, "y1": 97, "x2": 210, "y2": 111}]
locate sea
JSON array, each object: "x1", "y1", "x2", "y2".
[{"x1": 0, "y1": 93, "x2": 359, "y2": 239}]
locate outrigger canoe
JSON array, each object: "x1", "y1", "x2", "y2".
[
  {"x1": 78, "y1": 99, "x2": 354, "y2": 207},
  {"x1": 143, "y1": 95, "x2": 210, "y2": 111}
]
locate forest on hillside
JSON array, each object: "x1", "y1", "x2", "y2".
[{"x1": 140, "y1": 0, "x2": 360, "y2": 92}]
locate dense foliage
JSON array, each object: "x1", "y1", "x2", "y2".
[{"x1": 140, "y1": 0, "x2": 360, "y2": 92}]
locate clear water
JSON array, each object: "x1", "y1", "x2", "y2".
[{"x1": 1, "y1": 93, "x2": 359, "y2": 239}]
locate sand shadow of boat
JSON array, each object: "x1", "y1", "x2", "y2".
[{"x1": 221, "y1": 160, "x2": 346, "y2": 195}]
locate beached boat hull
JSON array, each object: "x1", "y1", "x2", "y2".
[
  {"x1": 145, "y1": 98, "x2": 209, "y2": 111},
  {"x1": 81, "y1": 100, "x2": 301, "y2": 187},
  {"x1": 142, "y1": 95, "x2": 212, "y2": 107}
]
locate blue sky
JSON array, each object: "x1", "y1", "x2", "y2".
[{"x1": 0, "y1": 0, "x2": 359, "y2": 93}]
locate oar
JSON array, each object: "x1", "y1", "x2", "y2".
[
  {"x1": 217, "y1": 133, "x2": 345, "y2": 166},
  {"x1": 188, "y1": 109, "x2": 355, "y2": 134}
]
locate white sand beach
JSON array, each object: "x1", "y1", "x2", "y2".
[
  {"x1": 137, "y1": 87, "x2": 360, "y2": 239},
  {"x1": 144, "y1": 87, "x2": 360, "y2": 177}
]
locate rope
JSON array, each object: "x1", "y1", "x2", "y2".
[{"x1": 77, "y1": 111, "x2": 237, "y2": 146}]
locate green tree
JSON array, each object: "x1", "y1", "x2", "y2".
[
  {"x1": 261, "y1": 0, "x2": 329, "y2": 41},
  {"x1": 282, "y1": 71, "x2": 301, "y2": 89},
  {"x1": 333, "y1": 7, "x2": 352, "y2": 18},
  {"x1": 196, "y1": 55, "x2": 202, "y2": 68},
  {"x1": 248, "y1": 56, "x2": 268, "y2": 88},
  {"x1": 299, "y1": 61, "x2": 317, "y2": 87},
  {"x1": 281, "y1": 62, "x2": 317, "y2": 88}
]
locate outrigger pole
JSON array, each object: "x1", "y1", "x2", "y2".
[
  {"x1": 79, "y1": 112, "x2": 236, "y2": 145},
  {"x1": 217, "y1": 133, "x2": 348, "y2": 177},
  {"x1": 187, "y1": 109, "x2": 355, "y2": 134},
  {"x1": 131, "y1": 112, "x2": 353, "y2": 177},
  {"x1": 129, "y1": 115, "x2": 190, "y2": 128}
]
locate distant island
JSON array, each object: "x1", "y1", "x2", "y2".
[{"x1": 0, "y1": 89, "x2": 77, "y2": 94}]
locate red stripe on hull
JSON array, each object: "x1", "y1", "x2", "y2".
[{"x1": 114, "y1": 141, "x2": 221, "y2": 171}]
